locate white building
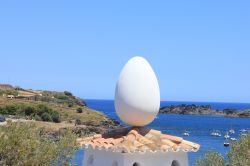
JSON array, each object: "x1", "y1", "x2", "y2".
[
  {"x1": 78, "y1": 127, "x2": 200, "y2": 166},
  {"x1": 77, "y1": 57, "x2": 200, "y2": 166},
  {"x1": 84, "y1": 147, "x2": 188, "y2": 166}
]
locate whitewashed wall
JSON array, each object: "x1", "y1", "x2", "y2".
[{"x1": 83, "y1": 148, "x2": 188, "y2": 166}]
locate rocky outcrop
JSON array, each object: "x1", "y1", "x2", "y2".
[
  {"x1": 159, "y1": 104, "x2": 250, "y2": 118},
  {"x1": 159, "y1": 104, "x2": 216, "y2": 115},
  {"x1": 229, "y1": 109, "x2": 250, "y2": 118}
]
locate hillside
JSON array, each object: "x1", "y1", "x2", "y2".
[{"x1": 0, "y1": 84, "x2": 120, "y2": 136}]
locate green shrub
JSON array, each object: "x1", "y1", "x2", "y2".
[
  {"x1": 5, "y1": 89, "x2": 18, "y2": 96},
  {"x1": 55, "y1": 95, "x2": 68, "y2": 100},
  {"x1": 51, "y1": 111, "x2": 61, "y2": 123},
  {"x1": 41, "y1": 112, "x2": 52, "y2": 122},
  {"x1": 68, "y1": 102, "x2": 73, "y2": 107},
  {"x1": 75, "y1": 119, "x2": 82, "y2": 125},
  {"x1": 76, "y1": 107, "x2": 83, "y2": 113},
  {"x1": 24, "y1": 106, "x2": 35, "y2": 116},
  {"x1": 195, "y1": 133, "x2": 250, "y2": 166},
  {"x1": 0, "y1": 122, "x2": 77, "y2": 165},
  {"x1": 36, "y1": 104, "x2": 50, "y2": 116},
  {"x1": 0, "y1": 106, "x2": 8, "y2": 114},
  {"x1": 195, "y1": 151, "x2": 226, "y2": 166},
  {"x1": 228, "y1": 134, "x2": 250, "y2": 166},
  {"x1": 5, "y1": 105, "x2": 17, "y2": 115},
  {"x1": 34, "y1": 115, "x2": 42, "y2": 121},
  {"x1": 64, "y1": 91, "x2": 72, "y2": 96},
  {"x1": 0, "y1": 103, "x2": 60, "y2": 123}
]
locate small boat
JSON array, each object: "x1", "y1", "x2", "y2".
[
  {"x1": 224, "y1": 141, "x2": 230, "y2": 147},
  {"x1": 240, "y1": 129, "x2": 248, "y2": 136},
  {"x1": 224, "y1": 138, "x2": 230, "y2": 147},
  {"x1": 241, "y1": 133, "x2": 247, "y2": 136},
  {"x1": 211, "y1": 131, "x2": 216, "y2": 136},
  {"x1": 211, "y1": 130, "x2": 221, "y2": 137},
  {"x1": 229, "y1": 129, "x2": 235, "y2": 134},
  {"x1": 239, "y1": 129, "x2": 247, "y2": 133},
  {"x1": 230, "y1": 137, "x2": 237, "y2": 141},
  {"x1": 224, "y1": 132, "x2": 230, "y2": 139},
  {"x1": 182, "y1": 131, "x2": 190, "y2": 136},
  {"x1": 228, "y1": 122, "x2": 235, "y2": 135}
]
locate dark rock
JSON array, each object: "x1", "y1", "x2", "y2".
[
  {"x1": 159, "y1": 104, "x2": 214, "y2": 115},
  {"x1": 0, "y1": 116, "x2": 6, "y2": 122},
  {"x1": 159, "y1": 104, "x2": 250, "y2": 118},
  {"x1": 223, "y1": 109, "x2": 237, "y2": 115}
]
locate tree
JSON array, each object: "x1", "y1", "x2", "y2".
[
  {"x1": 228, "y1": 134, "x2": 250, "y2": 166},
  {"x1": 76, "y1": 107, "x2": 83, "y2": 113},
  {"x1": 41, "y1": 112, "x2": 52, "y2": 122},
  {"x1": 51, "y1": 111, "x2": 61, "y2": 123},
  {"x1": 24, "y1": 106, "x2": 35, "y2": 116},
  {"x1": 195, "y1": 133, "x2": 250, "y2": 166},
  {"x1": 0, "y1": 122, "x2": 77, "y2": 165},
  {"x1": 195, "y1": 151, "x2": 226, "y2": 166}
]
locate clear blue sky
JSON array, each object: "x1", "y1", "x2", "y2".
[{"x1": 0, "y1": 1, "x2": 249, "y2": 103}]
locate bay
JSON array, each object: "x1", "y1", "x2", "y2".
[{"x1": 71, "y1": 100, "x2": 250, "y2": 166}]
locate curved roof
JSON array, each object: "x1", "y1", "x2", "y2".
[{"x1": 77, "y1": 127, "x2": 200, "y2": 153}]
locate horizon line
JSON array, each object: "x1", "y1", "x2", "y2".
[{"x1": 83, "y1": 98, "x2": 250, "y2": 104}]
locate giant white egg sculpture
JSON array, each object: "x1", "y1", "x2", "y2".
[{"x1": 115, "y1": 56, "x2": 160, "y2": 126}]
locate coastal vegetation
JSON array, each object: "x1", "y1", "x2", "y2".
[
  {"x1": 0, "y1": 84, "x2": 121, "y2": 165},
  {"x1": 0, "y1": 122, "x2": 77, "y2": 165},
  {"x1": 195, "y1": 133, "x2": 250, "y2": 166},
  {"x1": 0, "y1": 103, "x2": 60, "y2": 123},
  {"x1": 0, "y1": 84, "x2": 121, "y2": 138}
]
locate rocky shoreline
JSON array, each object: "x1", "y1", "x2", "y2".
[{"x1": 159, "y1": 104, "x2": 250, "y2": 118}]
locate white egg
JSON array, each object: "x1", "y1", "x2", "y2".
[{"x1": 115, "y1": 56, "x2": 160, "y2": 126}]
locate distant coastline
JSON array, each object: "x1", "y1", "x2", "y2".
[{"x1": 159, "y1": 104, "x2": 250, "y2": 118}]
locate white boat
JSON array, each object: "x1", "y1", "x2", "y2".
[
  {"x1": 182, "y1": 131, "x2": 190, "y2": 136},
  {"x1": 241, "y1": 133, "x2": 247, "y2": 136},
  {"x1": 230, "y1": 137, "x2": 237, "y2": 141},
  {"x1": 239, "y1": 129, "x2": 247, "y2": 133},
  {"x1": 224, "y1": 132, "x2": 230, "y2": 139},
  {"x1": 211, "y1": 131, "x2": 216, "y2": 136},
  {"x1": 224, "y1": 139, "x2": 230, "y2": 147},
  {"x1": 229, "y1": 129, "x2": 235, "y2": 134},
  {"x1": 239, "y1": 129, "x2": 248, "y2": 136},
  {"x1": 211, "y1": 130, "x2": 221, "y2": 137}
]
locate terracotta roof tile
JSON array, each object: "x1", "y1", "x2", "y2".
[{"x1": 77, "y1": 127, "x2": 200, "y2": 153}]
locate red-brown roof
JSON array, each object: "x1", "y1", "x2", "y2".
[{"x1": 77, "y1": 127, "x2": 200, "y2": 153}]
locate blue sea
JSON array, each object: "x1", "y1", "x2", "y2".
[{"x1": 71, "y1": 100, "x2": 250, "y2": 166}]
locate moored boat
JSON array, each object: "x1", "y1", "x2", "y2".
[
  {"x1": 229, "y1": 129, "x2": 235, "y2": 134},
  {"x1": 224, "y1": 132, "x2": 230, "y2": 139},
  {"x1": 230, "y1": 137, "x2": 237, "y2": 141},
  {"x1": 224, "y1": 139, "x2": 230, "y2": 147},
  {"x1": 211, "y1": 130, "x2": 221, "y2": 137},
  {"x1": 182, "y1": 131, "x2": 190, "y2": 136}
]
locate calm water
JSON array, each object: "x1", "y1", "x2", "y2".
[{"x1": 71, "y1": 100, "x2": 250, "y2": 166}]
